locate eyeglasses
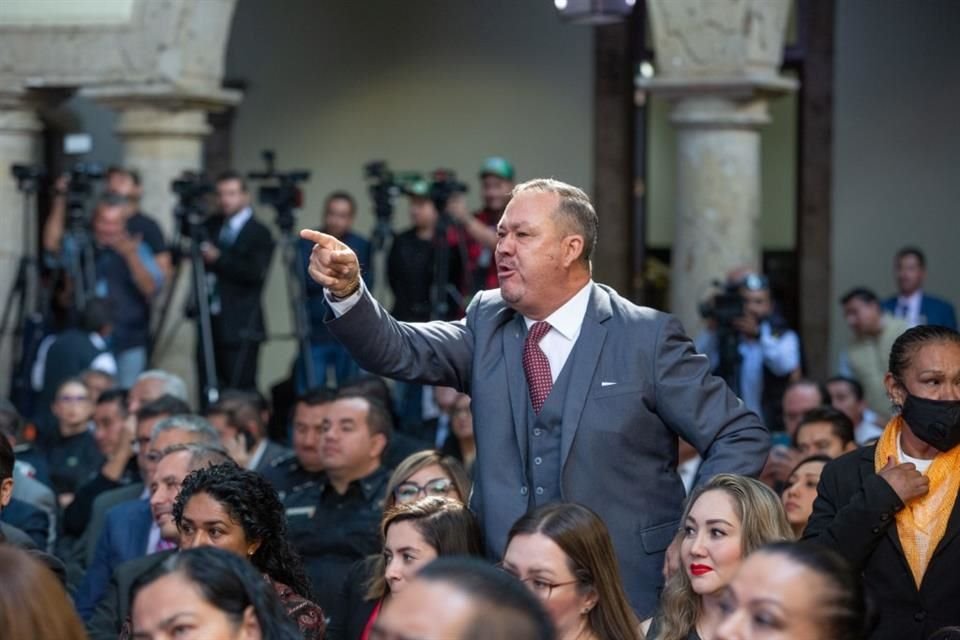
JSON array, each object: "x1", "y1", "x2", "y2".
[
  {"x1": 56, "y1": 395, "x2": 91, "y2": 404},
  {"x1": 497, "y1": 564, "x2": 580, "y2": 600},
  {"x1": 393, "y1": 477, "x2": 454, "y2": 503}
]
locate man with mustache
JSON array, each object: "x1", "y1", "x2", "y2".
[{"x1": 283, "y1": 393, "x2": 391, "y2": 611}]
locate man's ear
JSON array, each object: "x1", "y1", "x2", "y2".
[
  {"x1": 0, "y1": 477, "x2": 13, "y2": 509},
  {"x1": 561, "y1": 234, "x2": 585, "y2": 269},
  {"x1": 370, "y1": 432, "x2": 388, "y2": 461}
]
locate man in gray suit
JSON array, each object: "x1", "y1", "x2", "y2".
[{"x1": 302, "y1": 178, "x2": 769, "y2": 615}]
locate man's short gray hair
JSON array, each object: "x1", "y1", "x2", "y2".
[
  {"x1": 151, "y1": 414, "x2": 220, "y2": 445},
  {"x1": 512, "y1": 178, "x2": 598, "y2": 266},
  {"x1": 136, "y1": 370, "x2": 188, "y2": 403},
  {"x1": 158, "y1": 442, "x2": 234, "y2": 471}
]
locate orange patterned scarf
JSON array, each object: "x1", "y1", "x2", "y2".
[{"x1": 875, "y1": 416, "x2": 960, "y2": 588}]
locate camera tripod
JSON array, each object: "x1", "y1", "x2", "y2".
[{"x1": 1, "y1": 166, "x2": 46, "y2": 408}]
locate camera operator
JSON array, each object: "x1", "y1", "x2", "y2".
[
  {"x1": 446, "y1": 156, "x2": 515, "y2": 293},
  {"x1": 695, "y1": 273, "x2": 801, "y2": 430},
  {"x1": 387, "y1": 179, "x2": 465, "y2": 432},
  {"x1": 43, "y1": 191, "x2": 164, "y2": 387},
  {"x1": 199, "y1": 171, "x2": 275, "y2": 391},
  {"x1": 297, "y1": 191, "x2": 372, "y2": 391},
  {"x1": 104, "y1": 166, "x2": 172, "y2": 282}
]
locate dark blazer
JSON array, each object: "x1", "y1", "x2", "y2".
[
  {"x1": 327, "y1": 282, "x2": 769, "y2": 616},
  {"x1": 882, "y1": 293, "x2": 958, "y2": 330},
  {"x1": 207, "y1": 212, "x2": 275, "y2": 345},
  {"x1": 804, "y1": 445, "x2": 960, "y2": 639},
  {"x1": 75, "y1": 499, "x2": 153, "y2": 620},
  {"x1": 86, "y1": 549, "x2": 175, "y2": 640},
  {"x1": 327, "y1": 559, "x2": 379, "y2": 640},
  {"x1": 0, "y1": 497, "x2": 49, "y2": 550},
  {"x1": 83, "y1": 483, "x2": 145, "y2": 567}
]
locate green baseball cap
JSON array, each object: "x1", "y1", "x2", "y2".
[
  {"x1": 479, "y1": 156, "x2": 515, "y2": 181},
  {"x1": 403, "y1": 179, "x2": 431, "y2": 198}
]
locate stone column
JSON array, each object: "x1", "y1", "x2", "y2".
[
  {"x1": 0, "y1": 94, "x2": 41, "y2": 384},
  {"x1": 640, "y1": 0, "x2": 795, "y2": 333},
  {"x1": 84, "y1": 89, "x2": 239, "y2": 403}
]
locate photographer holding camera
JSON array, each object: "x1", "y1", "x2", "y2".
[
  {"x1": 695, "y1": 272, "x2": 801, "y2": 431},
  {"x1": 43, "y1": 187, "x2": 164, "y2": 387},
  {"x1": 199, "y1": 171, "x2": 275, "y2": 391}
]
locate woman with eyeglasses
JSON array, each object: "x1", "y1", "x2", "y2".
[
  {"x1": 501, "y1": 502, "x2": 641, "y2": 640},
  {"x1": 327, "y1": 496, "x2": 483, "y2": 640},
  {"x1": 383, "y1": 449, "x2": 472, "y2": 509}
]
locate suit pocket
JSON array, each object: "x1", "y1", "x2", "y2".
[
  {"x1": 640, "y1": 520, "x2": 679, "y2": 554},
  {"x1": 589, "y1": 382, "x2": 646, "y2": 400}
]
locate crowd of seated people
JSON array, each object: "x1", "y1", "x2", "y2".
[{"x1": 3, "y1": 226, "x2": 960, "y2": 640}]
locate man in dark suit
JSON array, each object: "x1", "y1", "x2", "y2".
[
  {"x1": 302, "y1": 178, "x2": 769, "y2": 616},
  {"x1": 200, "y1": 171, "x2": 275, "y2": 390},
  {"x1": 74, "y1": 498, "x2": 154, "y2": 620},
  {"x1": 298, "y1": 190, "x2": 372, "y2": 391},
  {"x1": 882, "y1": 246, "x2": 957, "y2": 330}
]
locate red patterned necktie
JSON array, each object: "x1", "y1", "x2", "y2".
[{"x1": 523, "y1": 321, "x2": 553, "y2": 414}]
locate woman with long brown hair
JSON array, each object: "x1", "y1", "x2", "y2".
[
  {"x1": 0, "y1": 545, "x2": 87, "y2": 640},
  {"x1": 501, "y1": 502, "x2": 641, "y2": 640},
  {"x1": 328, "y1": 496, "x2": 483, "y2": 640},
  {"x1": 647, "y1": 474, "x2": 793, "y2": 640}
]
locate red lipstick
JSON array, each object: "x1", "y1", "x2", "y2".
[{"x1": 689, "y1": 564, "x2": 713, "y2": 577}]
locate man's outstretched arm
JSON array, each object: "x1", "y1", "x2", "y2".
[{"x1": 301, "y1": 229, "x2": 474, "y2": 392}]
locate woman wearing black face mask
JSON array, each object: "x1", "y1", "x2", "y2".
[{"x1": 805, "y1": 324, "x2": 960, "y2": 640}]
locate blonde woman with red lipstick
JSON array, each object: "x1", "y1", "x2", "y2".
[{"x1": 646, "y1": 474, "x2": 793, "y2": 640}]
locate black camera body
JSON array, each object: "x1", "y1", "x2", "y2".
[
  {"x1": 65, "y1": 162, "x2": 105, "y2": 225},
  {"x1": 171, "y1": 173, "x2": 215, "y2": 238},
  {"x1": 427, "y1": 168, "x2": 468, "y2": 212},
  {"x1": 249, "y1": 150, "x2": 310, "y2": 232}
]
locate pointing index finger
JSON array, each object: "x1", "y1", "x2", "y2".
[{"x1": 300, "y1": 229, "x2": 339, "y2": 248}]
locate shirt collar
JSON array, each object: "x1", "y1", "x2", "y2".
[
  {"x1": 245, "y1": 440, "x2": 268, "y2": 471},
  {"x1": 523, "y1": 281, "x2": 593, "y2": 341},
  {"x1": 898, "y1": 290, "x2": 922, "y2": 305},
  {"x1": 228, "y1": 207, "x2": 253, "y2": 233},
  {"x1": 320, "y1": 465, "x2": 388, "y2": 501}
]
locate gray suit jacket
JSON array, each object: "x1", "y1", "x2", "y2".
[{"x1": 327, "y1": 283, "x2": 769, "y2": 616}]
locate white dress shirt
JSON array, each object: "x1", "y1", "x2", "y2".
[
  {"x1": 245, "y1": 439, "x2": 268, "y2": 471},
  {"x1": 895, "y1": 290, "x2": 923, "y2": 327},
  {"x1": 520, "y1": 282, "x2": 592, "y2": 382}
]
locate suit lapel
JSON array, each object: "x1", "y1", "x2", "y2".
[
  {"x1": 503, "y1": 313, "x2": 529, "y2": 469},
  {"x1": 560, "y1": 284, "x2": 611, "y2": 469},
  {"x1": 132, "y1": 502, "x2": 155, "y2": 556},
  {"x1": 860, "y1": 448, "x2": 907, "y2": 559}
]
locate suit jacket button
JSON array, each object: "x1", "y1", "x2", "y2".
[
  {"x1": 914, "y1": 611, "x2": 926, "y2": 622},
  {"x1": 880, "y1": 513, "x2": 890, "y2": 521},
  {"x1": 871, "y1": 527, "x2": 881, "y2": 534}
]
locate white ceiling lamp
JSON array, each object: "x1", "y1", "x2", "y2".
[{"x1": 554, "y1": 0, "x2": 636, "y2": 25}]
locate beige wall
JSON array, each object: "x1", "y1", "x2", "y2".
[
  {"x1": 830, "y1": 0, "x2": 960, "y2": 366},
  {"x1": 646, "y1": 91, "x2": 798, "y2": 251},
  {"x1": 225, "y1": 0, "x2": 594, "y2": 390}
]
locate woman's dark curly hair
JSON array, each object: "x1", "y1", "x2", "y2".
[{"x1": 173, "y1": 463, "x2": 313, "y2": 599}]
